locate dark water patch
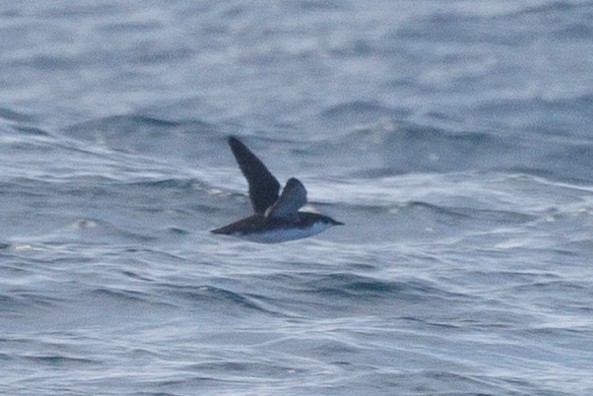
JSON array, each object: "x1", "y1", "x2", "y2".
[
  {"x1": 328, "y1": 38, "x2": 376, "y2": 57},
  {"x1": 392, "y1": 11, "x2": 536, "y2": 46},
  {"x1": 538, "y1": 142, "x2": 593, "y2": 183},
  {"x1": 397, "y1": 279, "x2": 471, "y2": 302},
  {"x1": 10, "y1": 292, "x2": 64, "y2": 310},
  {"x1": 0, "y1": 294, "x2": 23, "y2": 312},
  {"x1": 298, "y1": 272, "x2": 395, "y2": 299},
  {"x1": 121, "y1": 270, "x2": 154, "y2": 283},
  {"x1": 0, "y1": 107, "x2": 37, "y2": 123},
  {"x1": 519, "y1": 326, "x2": 591, "y2": 338},
  {"x1": 35, "y1": 3, "x2": 121, "y2": 19},
  {"x1": 187, "y1": 360, "x2": 304, "y2": 378},
  {"x1": 162, "y1": 284, "x2": 270, "y2": 313},
  {"x1": 142, "y1": 376, "x2": 230, "y2": 391},
  {"x1": 320, "y1": 100, "x2": 393, "y2": 119},
  {"x1": 424, "y1": 110, "x2": 466, "y2": 124},
  {"x1": 555, "y1": 21, "x2": 593, "y2": 39},
  {"x1": 400, "y1": 316, "x2": 463, "y2": 330},
  {"x1": 515, "y1": 1, "x2": 591, "y2": 16},
  {"x1": 91, "y1": 287, "x2": 157, "y2": 304},
  {"x1": 15, "y1": 126, "x2": 50, "y2": 137},
  {"x1": 457, "y1": 270, "x2": 561, "y2": 288},
  {"x1": 65, "y1": 114, "x2": 180, "y2": 136},
  {"x1": 21, "y1": 354, "x2": 95, "y2": 366},
  {"x1": 130, "y1": 46, "x2": 193, "y2": 66},
  {"x1": 130, "y1": 392, "x2": 183, "y2": 396},
  {"x1": 97, "y1": 20, "x2": 163, "y2": 33},
  {"x1": 511, "y1": 280, "x2": 588, "y2": 294},
  {"x1": 300, "y1": 273, "x2": 467, "y2": 303},
  {"x1": 12, "y1": 54, "x2": 79, "y2": 71},
  {"x1": 121, "y1": 247, "x2": 190, "y2": 264},
  {"x1": 289, "y1": 0, "x2": 347, "y2": 12},
  {"x1": 164, "y1": 227, "x2": 190, "y2": 236}
]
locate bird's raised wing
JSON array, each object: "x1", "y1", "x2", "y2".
[
  {"x1": 228, "y1": 137, "x2": 281, "y2": 214},
  {"x1": 265, "y1": 178, "x2": 307, "y2": 221}
]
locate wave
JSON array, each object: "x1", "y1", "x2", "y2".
[
  {"x1": 62, "y1": 115, "x2": 219, "y2": 159},
  {"x1": 160, "y1": 284, "x2": 273, "y2": 314},
  {"x1": 0, "y1": 292, "x2": 64, "y2": 312},
  {"x1": 319, "y1": 100, "x2": 409, "y2": 127},
  {"x1": 298, "y1": 272, "x2": 467, "y2": 302},
  {"x1": 0, "y1": 107, "x2": 37, "y2": 123},
  {"x1": 314, "y1": 114, "x2": 593, "y2": 183},
  {"x1": 307, "y1": 119, "x2": 516, "y2": 175},
  {"x1": 20, "y1": 354, "x2": 96, "y2": 366}
]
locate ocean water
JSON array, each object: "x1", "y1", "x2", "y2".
[{"x1": 1, "y1": 1, "x2": 593, "y2": 395}]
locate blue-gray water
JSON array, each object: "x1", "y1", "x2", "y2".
[{"x1": 2, "y1": 1, "x2": 593, "y2": 395}]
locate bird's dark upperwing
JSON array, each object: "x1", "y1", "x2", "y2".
[
  {"x1": 228, "y1": 137, "x2": 281, "y2": 214},
  {"x1": 265, "y1": 178, "x2": 307, "y2": 221}
]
